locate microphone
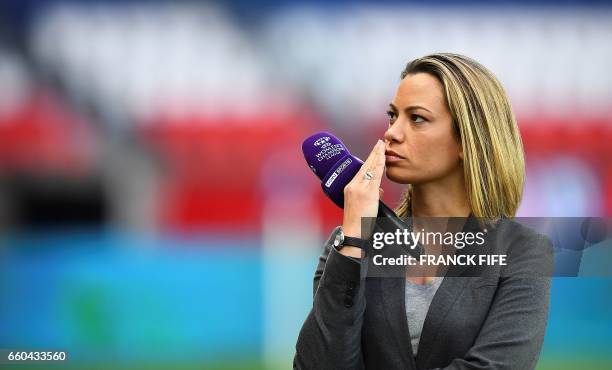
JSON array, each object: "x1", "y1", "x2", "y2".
[{"x1": 302, "y1": 132, "x2": 421, "y2": 257}]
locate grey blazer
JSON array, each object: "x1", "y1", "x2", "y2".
[{"x1": 294, "y1": 218, "x2": 553, "y2": 370}]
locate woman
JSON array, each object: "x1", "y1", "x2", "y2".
[{"x1": 294, "y1": 53, "x2": 552, "y2": 370}]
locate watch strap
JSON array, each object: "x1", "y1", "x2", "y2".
[{"x1": 342, "y1": 235, "x2": 368, "y2": 249}]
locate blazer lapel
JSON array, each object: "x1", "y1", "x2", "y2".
[
  {"x1": 415, "y1": 215, "x2": 490, "y2": 368},
  {"x1": 379, "y1": 215, "x2": 493, "y2": 369},
  {"x1": 414, "y1": 276, "x2": 470, "y2": 368},
  {"x1": 381, "y1": 276, "x2": 417, "y2": 369}
]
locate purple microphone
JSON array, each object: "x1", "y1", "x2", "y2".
[
  {"x1": 302, "y1": 131, "x2": 421, "y2": 257},
  {"x1": 301, "y1": 132, "x2": 416, "y2": 229},
  {"x1": 302, "y1": 132, "x2": 363, "y2": 208}
]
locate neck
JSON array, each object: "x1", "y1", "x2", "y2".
[{"x1": 410, "y1": 168, "x2": 470, "y2": 218}]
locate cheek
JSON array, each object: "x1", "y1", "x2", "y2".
[
  {"x1": 385, "y1": 123, "x2": 462, "y2": 184},
  {"x1": 408, "y1": 130, "x2": 461, "y2": 175}
]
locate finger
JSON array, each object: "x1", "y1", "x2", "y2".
[
  {"x1": 355, "y1": 140, "x2": 383, "y2": 181},
  {"x1": 358, "y1": 140, "x2": 382, "y2": 175},
  {"x1": 365, "y1": 141, "x2": 386, "y2": 187},
  {"x1": 379, "y1": 187, "x2": 384, "y2": 199},
  {"x1": 376, "y1": 140, "x2": 386, "y2": 173}
]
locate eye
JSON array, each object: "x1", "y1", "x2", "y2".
[
  {"x1": 411, "y1": 114, "x2": 426, "y2": 123},
  {"x1": 386, "y1": 110, "x2": 397, "y2": 123}
]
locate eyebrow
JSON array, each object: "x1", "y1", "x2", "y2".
[{"x1": 388, "y1": 103, "x2": 432, "y2": 114}]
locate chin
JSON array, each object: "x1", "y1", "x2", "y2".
[{"x1": 385, "y1": 166, "x2": 412, "y2": 184}]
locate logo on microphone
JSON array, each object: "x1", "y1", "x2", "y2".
[
  {"x1": 324, "y1": 157, "x2": 352, "y2": 188},
  {"x1": 314, "y1": 137, "x2": 330, "y2": 147}
]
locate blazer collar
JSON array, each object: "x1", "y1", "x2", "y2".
[{"x1": 379, "y1": 214, "x2": 492, "y2": 369}]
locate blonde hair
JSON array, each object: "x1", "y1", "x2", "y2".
[{"x1": 394, "y1": 53, "x2": 524, "y2": 222}]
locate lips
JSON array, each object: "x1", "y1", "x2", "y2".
[{"x1": 385, "y1": 149, "x2": 405, "y2": 159}]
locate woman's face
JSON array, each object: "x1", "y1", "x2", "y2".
[{"x1": 384, "y1": 72, "x2": 463, "y2": 185}]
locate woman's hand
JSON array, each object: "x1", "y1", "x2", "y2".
[{"x1": 340, "y1": 140, "x2": 386, "y2": 257}]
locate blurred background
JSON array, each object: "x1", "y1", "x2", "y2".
[{"x1": 0, "y1": 0, "x2": 611, "y2": 369}]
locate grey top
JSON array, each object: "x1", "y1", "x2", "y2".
[{"x1": 405, "y1": 277, "x2": 443, "y2": 356}]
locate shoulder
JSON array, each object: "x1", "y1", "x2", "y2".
[
  {"x1": 491, "y1": 218, "x2": 552, "y2": 248},
  {"x1": 490, "y1": 219, "x2": 554, "y2": 277}
]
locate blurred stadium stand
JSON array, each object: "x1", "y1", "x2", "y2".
[{"x1": 0, "y1": 0, "x2": 611, "y2": 369}]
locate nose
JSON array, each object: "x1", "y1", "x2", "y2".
[{"x1": 384, "y1": 120, "x2": 404, "y2": 144}]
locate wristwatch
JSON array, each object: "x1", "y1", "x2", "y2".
[{"x1": 333, "y1": 227, "x2": 368, "y2": 251}]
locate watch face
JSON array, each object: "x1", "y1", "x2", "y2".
[{"x1": 334, "y1": 231, "x2": 344, "y2": 248}]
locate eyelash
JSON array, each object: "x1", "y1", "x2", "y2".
[{"x1": 386, "y1": 111, "x2": 426, "y2": 124}]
